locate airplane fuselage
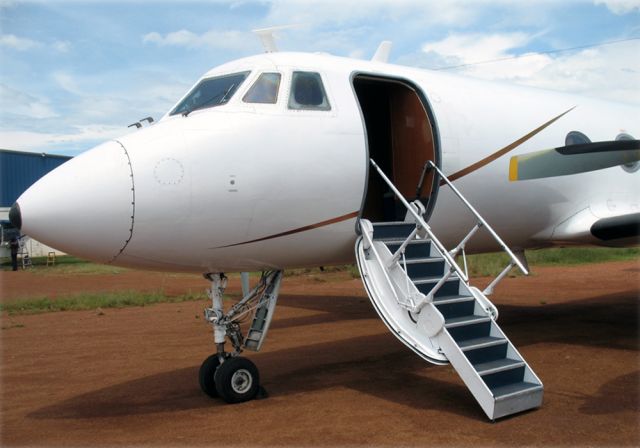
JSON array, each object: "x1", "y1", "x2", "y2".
[{"x1": 15, "y1": 52, "x2": 639, "y2": 273}]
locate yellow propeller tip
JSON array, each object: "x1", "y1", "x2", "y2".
[{"x1": 508, "y1": 157, "x2": 519, "y2": 181}]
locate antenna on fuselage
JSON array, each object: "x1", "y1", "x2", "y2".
[
  {"x1": 372, "y1": 41, "x2": 392, "y2": 63},
  {"x1": 253, "y1": 27, "x2": 280, "y2": 53},
  {"x1": 252, "y1": 25, "x2": 299, "y2": 53}
]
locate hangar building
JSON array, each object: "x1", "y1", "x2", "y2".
[{"x1": 1, "y1": 149, "x2": 72, "y2": 259}]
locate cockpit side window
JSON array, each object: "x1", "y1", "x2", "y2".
[
  {"x1": 243, "y1": 72, "x2": 281, "y2": 104},
  {"x1": 288, "y1": 71, "x2": 331, "y2": 111},
  {"x1": 170, "y1": 71, "x2": 250, "y2": 116}
]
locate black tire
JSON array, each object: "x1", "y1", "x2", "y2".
[
  {"x1": 199, "y1": 354, "x2": 222, "y2": 398},
  {"x1": 214, "y1": 357, "x2": 260, "y2": 404}
]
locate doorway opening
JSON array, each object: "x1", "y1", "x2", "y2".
[{"x1": 353, "y1": 75, "x2": 440, "y2": 223}]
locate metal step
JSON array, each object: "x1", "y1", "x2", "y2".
[
  {"x1": 404, "y1": 258, "x2": 446, "y2": 278},
  {"x1": 448, "y1": 320, "x2": 492, "y2": 343},
  {"x1": 444, "y1": 315, "x2": 491, "y2": 329},
  {"x1": 464, "y1": 339, "x2": 508, "y2": 365},
  {"x1": 475, "y1": 358, "x2": 525, "y2": 376},
  {"x1": 434, "y1": 296, "x2": 476, "y2": 319},
  {"x1": 372, "y1": 222, "x2": 415, "y2": 240},
  {"x1": 414, "y1": 276, "x2": 460, "y2": 297},
  {"x1": 433, "y1": 295, "x2": 475, "y2": 305},
  {"x1": 385, "y1": 240, "x2": 432, "y2": 259},
  {"x1": 493, "y1": 382, "x2": 543, "y2": 400},
  {"x1": 458, "y1": 336, "x2": 505, "y2": 351}
]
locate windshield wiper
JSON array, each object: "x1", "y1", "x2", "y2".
[
  {"x1": 182, "y1": 83, "x2": 237, "y2": 117},
  {"x1": 219, "y1": 83, "x2": 236, "y2": 104}
]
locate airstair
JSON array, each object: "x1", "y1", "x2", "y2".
[{"x1": 355, "y1": 159, "x2": 543, "y2": 420}]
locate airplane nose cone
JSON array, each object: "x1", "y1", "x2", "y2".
[
  {"x1": 9, "y1": 202, "x2": 21, "y2": 230},
  {"x1": 17, "y1": 141, "x2": 135, "y2": 263}
]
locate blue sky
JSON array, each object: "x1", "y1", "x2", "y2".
[{"x1": 1, "y1": 0, "x2": 639, "y2": 155}]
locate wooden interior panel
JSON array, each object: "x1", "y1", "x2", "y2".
[{"x1": 390, "y1": 85, "x2": 435, "y2": 199}]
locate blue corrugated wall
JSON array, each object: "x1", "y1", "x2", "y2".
[{"x1": 0, "y1": 150, "x2": 72, "y2": 207}]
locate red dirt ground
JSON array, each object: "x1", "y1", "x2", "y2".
[{"x1": 1, "y1": 261, "x2": 639, "y2": 446}]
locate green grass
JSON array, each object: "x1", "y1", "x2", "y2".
[
  {"x1": 36, "y1": 263, "x2": 129, "y2": 275},
  {"x1": 1, "y1": 247, "x2": 636, "y2": 315},
  {"x1": 5, "y1": 248, "x2": 637, "y2": 278},
  {"x1": 524, "y1": 247, "x2": 640, "y2": 265},
  {"x1": 463, "y1": 247, "x2": 640, "y2": 277},
  {"x1": 0, "y1": 290, "x2": 208, "y2": 316},
  {"x1": 1, "y1": 255, "x2": 129, "y2": 275},
  {"x1": 304, "y1": 247, "x2": 640, "y2": 279}
]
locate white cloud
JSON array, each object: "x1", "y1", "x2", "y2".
[
  {"x1": 594, "y1": 0, "x2": 640, "y2": 14},
  {"x1": 0, "y1": 84, "x2": 58, "y2": 119},
  {"x1": 52, "y1": 71, "x2": 82, "y2": 95},
  {"x1": 0, "y1": 34, "x2": 39, "y2": 51},
  {"x1": 0, "y1": 34, "x2": 71, "y2": 52},
  {"x1": 264, "y1": 0, "x2": 478, "y2": 28},
  {"x1": 422, "y1": 32, "x2": 532, "y2": 65},
  {"x1": 142, "y1": 29, "x2": 253, "y2": 51},
  {"x1": 418, "y1": 32, "x2": 640, "y2": 104},
  {"x1": 52, "y1": 40, "x2": 71, "y2": 53},
  {"x1": 421, "y1": 32, "x2": 555, "y2": 81},
  {"x1": 0, "y1": 125, "x2": 130, "y2": 153},
  {"x1": 520, "y1": 42, "x2": 640, "y2": 104}
]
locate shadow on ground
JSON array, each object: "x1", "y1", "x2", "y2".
[{"x1": 28, "y1": 290, "x2": 638, "y2": 422}]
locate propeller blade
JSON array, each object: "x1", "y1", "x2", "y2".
[{"x1": 509, "y1": 140, "x2": 640, "y2": 181}]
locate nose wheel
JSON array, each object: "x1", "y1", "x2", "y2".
[
  {"x1": 199, "y1": 354, "x2": 260, "y2": 403},
  {"x1": 215, "y1": 356, "x2": 260, "y2": 403}
]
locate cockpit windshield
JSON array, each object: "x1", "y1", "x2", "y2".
[{"x1": 170, "y1": 71, "x2": 250, "y2": 116}]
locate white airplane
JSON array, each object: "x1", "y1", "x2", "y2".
[{"x1": 9, "y1": 40, "x2": 639, "y2": 420}]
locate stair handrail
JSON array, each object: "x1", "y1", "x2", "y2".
[
  {"x1": 369, "y1": 159, "x2": 470, "y2": 287},
  {"x1": 425, "y1": 160, "x2": 529, "y2": 277}
]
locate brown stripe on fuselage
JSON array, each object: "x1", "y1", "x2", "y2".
[
  {"x1": 215, "y1": 211, "x2": 360, "y2": 249},
  {"x1": 442, "y1": 106, "x2": 575, "y2": 185}
]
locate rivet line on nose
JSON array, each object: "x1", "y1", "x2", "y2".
[{"x1": 108, "y1": 140, "x2": 136, "y2": 264}]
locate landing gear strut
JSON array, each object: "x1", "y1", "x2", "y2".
[{"x1": 199, "y1": 271, "x2": 282, "y2": 404}]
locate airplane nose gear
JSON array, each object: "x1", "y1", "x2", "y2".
[{"x1": 200, "y1": 270, "x2": 283, "y2": 404}]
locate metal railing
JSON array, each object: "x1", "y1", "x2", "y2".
[
  {"x1": 424, "y1": 160, "x2": 528, "y2": 293},
  {"x1": 369, "y1": 159, "x2": 469, "y2": 308},
  {"x1": 368, "y1": 158, "x2": 528, "y2": 304}
]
